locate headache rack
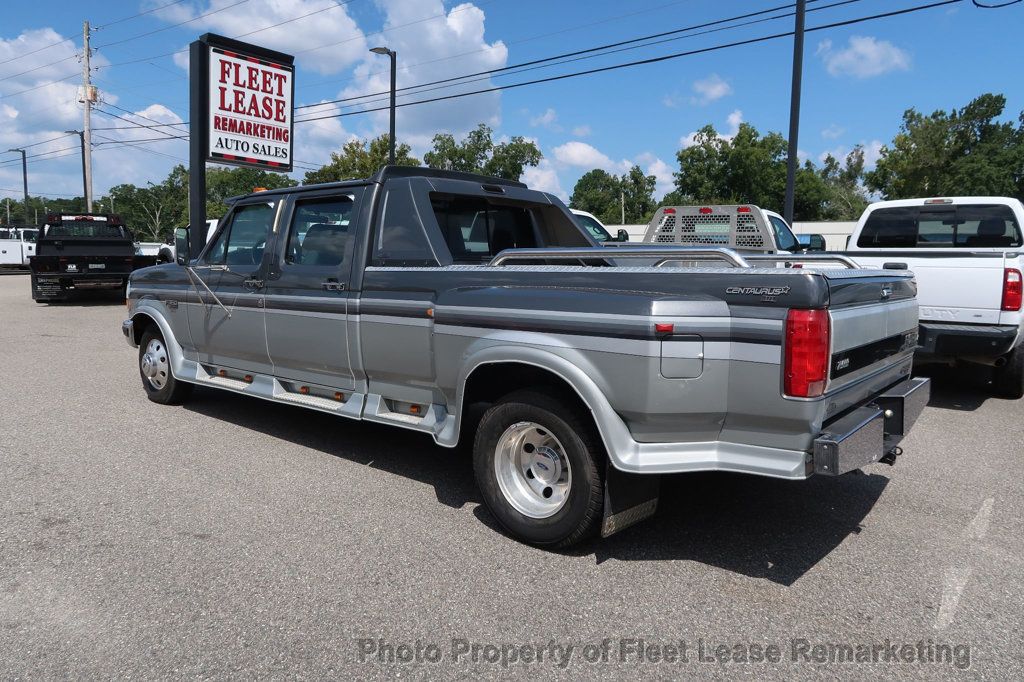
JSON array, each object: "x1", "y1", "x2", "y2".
[{"x1": 489, "y1": 246, "x2": 859, "y2": 269}]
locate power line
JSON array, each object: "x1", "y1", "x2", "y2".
[
  {"x1": 93, "y1": 0, "x2": 253, "y2": 50},
  {"x1": 1, "y1": 72, "x2": 79, "y2": 99},
  {"x1": 295, "y1": 0, "x2": 965, "y2": 124},
  {"x1": 298, "y1": 0, "x2": 857, "y2": 114},
  {"x1": 94, "y1": 0, "x2": 189, "y2": 30}
]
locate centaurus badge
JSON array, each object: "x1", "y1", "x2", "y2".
[{"x1": 725, "y1": 285, "x2": 791, "y2": 302}]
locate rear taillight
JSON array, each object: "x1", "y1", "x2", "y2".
[
  {"x1": 784, "y1": 308, "x2": 831, "y2": 398},
  {"x1": 1003, "y1": 269, "x2": 1022, "y2": 311}
]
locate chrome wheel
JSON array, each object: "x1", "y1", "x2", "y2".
[
  {"x1": 493, "y1": 421, "x2": 571, "y2": 519},
  {"x1": 140, "y1": 337, "x2": 169, "y2": 390}
]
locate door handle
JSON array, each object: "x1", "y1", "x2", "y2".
[
  {"x1": 321, "y1": 279, "x2": 346, "y2": 291},
  {"x1": 242, "y1": 278, "x2": 264, "y2": 290}
]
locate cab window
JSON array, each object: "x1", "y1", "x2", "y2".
[
  {"x1": 204, "y1": 202, "x2": 275, "y2": 266},
  {"x1": 431, "y1": 194, "x2": 538, "y2": 263},
  {"x1": 769, "y1": 215, "x2": 799, "y2": 251},
  {"x1": 285, "y1": 196, "x2": 354, "y2": 267}
]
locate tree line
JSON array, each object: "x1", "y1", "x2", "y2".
[{"x1": 3, "y1": 92, "x2": 1020, "y2": 238}]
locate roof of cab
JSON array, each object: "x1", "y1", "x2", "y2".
[{"x1": 227, "y1": 165, "x2": 527, "y2": 204}]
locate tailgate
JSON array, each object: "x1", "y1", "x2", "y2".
[
  {"x1": 821, "y1": 269, "x2": 919, "y2": 393},
  {"x1": 848, "y1": 252, "x2": 1006, "y2": 324}
]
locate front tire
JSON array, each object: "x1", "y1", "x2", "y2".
[
  {"x1": 473, "y1": 389, "x2": 604, "y2": 548},
  {"x1": 138, "y1": 328, "x2": 192, "y2": 404},
  {"x1": 993, "y1": 347, "x2": 1024, "y2": 399}
]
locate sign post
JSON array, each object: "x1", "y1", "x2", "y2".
[{"x1": 188, "y1": 33, "x2": 295, "y2": 258}]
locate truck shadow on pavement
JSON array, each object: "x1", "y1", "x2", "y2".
[
  {"x1": 185, "y1": 387, "x2": 889, "y2": 585},
  {"x1": 917, "y1": 365, "x2": 993, "y2": 411}
]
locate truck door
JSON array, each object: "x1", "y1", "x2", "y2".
[
  {"x1": 0, "y1": 229, "x2": 19, "y2": 266},
  {"x1": 21, "y1": 229, "x2": 36, "y2": 263},
  {"x1": 263, "y1": 189, "x2": 363, "y2": 390},
  {"x1": 186, "y1": 200, "x2": 276, "y2": 375}
]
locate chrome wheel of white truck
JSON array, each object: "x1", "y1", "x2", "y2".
[{"x1": 473, "y1": 390, "x2": 603, "y2": 548}]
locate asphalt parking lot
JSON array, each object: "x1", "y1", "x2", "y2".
[{"x1": 0, "y1": 273, "x2": 1021, "y2": 678}]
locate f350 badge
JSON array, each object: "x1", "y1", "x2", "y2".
[{"x1": 725, "y1": 285, "x2": 791, "y2": 302}]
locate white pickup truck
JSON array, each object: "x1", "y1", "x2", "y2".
[
  {"x1": 845, "y1": 197, "x2": 1024, "y2": 398},
  {"x1": 0, "y1": 227, "x2": 37, "y2": 268}
]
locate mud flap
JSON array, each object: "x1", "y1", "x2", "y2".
[{"x1": 601, "y1": 463, "x2": 659, "y2": 538}]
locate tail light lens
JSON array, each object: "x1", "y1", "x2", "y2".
[
  {"x1": 784, "y1": 308, "x2": 831, "y2": 398},
  {"x1": 1002, "y1": 268, "x2": 1022, "y2": 311}
]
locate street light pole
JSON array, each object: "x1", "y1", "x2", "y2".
[
  {"x1": 783, "y1": 0, "x2": 806, "y2": 225},
  {"x1": 65, "y1": 130, "x2": 89, "y2": 213},
  {"x1": 7, "y1": 148, "x2": 28, "y2": 223},
  {"x1": 370, "y1": 47, "x2": 397, "y2": 165}
]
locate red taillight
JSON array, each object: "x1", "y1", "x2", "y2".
[
  {"x1": 784, "y1": 308, "x2": 830, "y2": 398},
  {"x1": 1003, "y1": 268, "x2": 1022, "y2": 311},
  {"x1": 699, "y1": 207, "x2": 713, "y2": 214},
  {"x1": 737, "y1": 206, "x2": 751, "y2": 213},
  {"x1": 663, "y1": 208, "x2": 676, "y2": 214}
]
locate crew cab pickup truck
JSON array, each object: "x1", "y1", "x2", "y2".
[
  {"x1": 121, "y1": 167, "x2": 929, "y2": 547},
  {"x1": 30, "y1": 214, "x2": 157, "y2": 302},
  {"x1": 570, "y1": 209, "x2": 630, "y2": 243},
  {"x1": 845, "y1": 197, "x2": 1024, "y2": 398},
  {"x1": 0, "y1": 226, "x2": 37, "y2": 268}
]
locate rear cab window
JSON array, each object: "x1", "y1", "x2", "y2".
[{"x1": 858, "y1": 204, "x2": 1023, "y2": 248}]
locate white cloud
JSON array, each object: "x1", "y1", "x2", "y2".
[
  {"x1": 821, "y1": 123, "x2": 846, "y2": 139},
  {"x1": 571, "y1": 125, "x2": 591, "y2": 137},
  {"x1": 521, "y1": 158, "x2": 566, "y2": 201},
  {"x1": 335, "y1": 0, "x2": 507, "y2": 151},
  {"x1": 159, "y1": 0, "x2": 368, "y2": 75},
  {"x1": 552, "y1": 141, "x2": 622, "y2": 171},
  {"x1": 690, "y1": 73, "x2": 732, "y2": 105},
  {"x1": 529, "y1": 108, "x2": 559, "y2": 130},
  {"x1": 635, "y1": 152, "x2": 674, "y2": 200},
  {"x1": 817, "y1": 36, "x2": 911, "y2": 78},
  {"x1": 680, "y1": 109, "x2": 743, "y2": 148}
]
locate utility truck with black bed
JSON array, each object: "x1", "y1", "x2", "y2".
[
  {"x1": 121, "y1": 167, "x2": 929, "y2": 548},
  {"x1": 30, "y1": 213, "x2": 157, "y2": 302}
]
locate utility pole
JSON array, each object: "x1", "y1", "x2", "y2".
[
  {"x1": 5, "y1": 199, "x2": 9, "y2": 225},
  {"x1": 620, "y1": 190, "x2": 625, "y2": 225},
  {"x1": 80, "y1": 20, "x2": 95, "y2": 213},
  {"x1": 6, "y1": 148, "x2": 28, "y2": 223},
  {"x1": 783, "y1": 0, "x2": 806, "y2": 226}
]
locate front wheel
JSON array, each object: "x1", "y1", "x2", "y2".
[
  {"x1": 138, "y1": 328, "x2": 192, "y2": 404},
  {"x1": 473, "y1": 389, "x2": 604, "y2": 548},
  {"x1": 993, "y1": 347, "x2": 1024, "y2": 399}
]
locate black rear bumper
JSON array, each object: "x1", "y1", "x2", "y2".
[
  {"x1": 31, "y1": 273, "x2": 131, "y2": 300},
  {"x1": 917, "y1": 322, "x2": 1019, "y2": 359},
  {"x1": 813, "y1": 377, "x2": 930, "y2": 476}
]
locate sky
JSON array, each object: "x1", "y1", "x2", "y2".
[{"x1": 1, "y1": 0, "x2": 1022, "y2": 210}]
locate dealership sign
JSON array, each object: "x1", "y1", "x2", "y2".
[{"x1": 192, "y1": 34, "x2": 295, "y2": 173}]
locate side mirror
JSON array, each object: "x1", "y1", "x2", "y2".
[
  {"x1": 616, "y1": 229, "x2": 630, "y2": 242},
  {"x1": 808, "y1": 234, "x2": 826, "y2": 251},
  {"x1": 174, "y1": 227, "x2": 190, "y2": 266}
]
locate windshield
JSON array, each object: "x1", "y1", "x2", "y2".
[
  {"x1": 22, "y1": 229, "x2": 37, "y2": 243},
  {"x1": 768, "y1": 215, "x2": 799, "y2": 251},
  {"x1": 573, "y1": 213, "x2": 611, "y2": 242}
]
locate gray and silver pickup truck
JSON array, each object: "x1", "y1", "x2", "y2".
[{"x1": 122, "y1": 167, "x2": 929, "y2": 548}]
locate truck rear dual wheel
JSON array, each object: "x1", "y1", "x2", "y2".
[
  {"x1": 473, "y1": 389, "x2": 604, "y2": 548},
  {"x1": 138, "y1": 328, "x2": 192, "y2": 405},
  {"x1": 993, "y1": 347, "x2": 1024, "y2": 399}
]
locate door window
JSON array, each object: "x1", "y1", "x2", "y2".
[
  {"x1": 285, "y1": 196, "x2": 354, "y2": 267},
  {"x1": 768, "y1": 215, "x2": 799, "y2": 251},
  {"x1": 204, "y1": 202, "x2": 275, "y2": 266}
]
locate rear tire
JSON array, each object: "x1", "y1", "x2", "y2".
[
  {"x1": 138, "y1": 328, "x2": 192, "y2": 405},
  {"x1": 993, "y1": 347, "x2": 1024, "y2": 399},
  {"x1": 473, "y1": 389, "x2": 604, "y2": 548}
]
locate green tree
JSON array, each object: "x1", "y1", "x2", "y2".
[
  {"x1": 424, "y1": 124, "x2": 542, "y2": 180},
  {"x1": 672, "y1": 122, "x2": 830, "y2": 220},
  {"x1": 866, "y1": 93, "x2": 1024, "y2": 200},
  {"x1": 303, "y1": 135, "x2": 419, "y2": 185},
  {"x1": 621, "y1": 165, "x2": 657, "y2": 223},
  {"x1": 818, "y1": 147, "x2": 869, "y2": 220},
  {"x1": 569, "y1": 169, "x2": 622, "y2": 225}
]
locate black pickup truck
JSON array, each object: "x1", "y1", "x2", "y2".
[{"x1": 30, "y1": 214, "x2": 157, "y2": 302}]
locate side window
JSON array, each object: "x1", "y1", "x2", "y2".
[
  {"x1": 285, "y1": 195, "x2": 354, "y2": 267},
  {"x1": 431, "y1": 193, "x2": 538, "y2": 263},
  {"x1": 204, "y1": 203, "x2": 275, "y2": 266},
  {"x1": 372, "y1": 183, "x2": 438, "y2": 266},
  {"x1": 769, "y1": 215, "x2": 798, "y2": 251},
  {"x1": 857, "y1": 207, "x2": 918, "y2": 248}
]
